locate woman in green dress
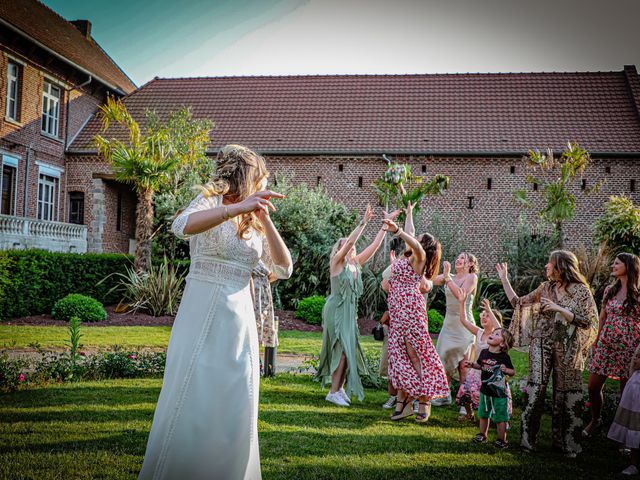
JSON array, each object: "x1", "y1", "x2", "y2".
[{"x1": 315, "y1": 205, "x2": 399, "y2": 406}]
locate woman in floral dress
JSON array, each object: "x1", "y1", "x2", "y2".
[
  {"x1": 584, "y1": 252, "x2": 640, "y2": 437},
  {"x1": 384, "y1": 218, "x2": 449, "y2": 423}
]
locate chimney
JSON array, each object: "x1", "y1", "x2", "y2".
[{"x1": 71, "y1": 20, "x2": 92, "y2": 39}]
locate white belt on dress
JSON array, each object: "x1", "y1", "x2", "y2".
[{"x1": 188, "y1": 257, "x2": 252, "y2": 288}]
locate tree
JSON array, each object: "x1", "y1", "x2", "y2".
[
  {"x1": 94, "y1": 97, "x2": 212, "y2": 272},
  {"x1": 514, "y1": 142, "x2": 602, "y2": 248}
]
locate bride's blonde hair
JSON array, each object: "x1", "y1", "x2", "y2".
[{"x1": 198, "y1": 144, "x2": 268, "y2": 239}]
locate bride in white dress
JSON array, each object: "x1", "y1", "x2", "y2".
[{"x1": 139, "y1": 145, "x2": 292, "y2": 480}]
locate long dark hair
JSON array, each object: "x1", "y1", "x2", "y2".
[
  {"x1": 549, "y1": 250, "x2": 589, "y2": 288},
  {"x1": 419, "y1": 233, "x2": 441, "y2": 280},
  {"x1": 604, "y1": 252, "x2": 640, "y2": 315}
]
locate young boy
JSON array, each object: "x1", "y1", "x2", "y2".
[{"x1": 465, "y1": 328, "x2": 515, "y2": 449}]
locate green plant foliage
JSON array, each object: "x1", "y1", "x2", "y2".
[
  {"x1": 514, "y1": 142, "x2": 602, "y2": 246},
  {"x1": 360, "y1": 261, "x2": 388, "y2": 321},
  {"x1": 52, "y1": 295, "x2": 106, "y2": 323},
  {"x1": 499, "y1": 217, "x2": 558, "y2": 295},
  {"x1": 103, "y1": 257, "x2": 186, "y2": 316},
  {"x1": 427, "y1": 309, "x2": 444, "y2": 334},
  {"x1": 0, "y1": 250, "x2": 130, "y2": 320},
  {"x1": 269, "y1": 177, "x2": 358, "y2": 309},
  {"x1": 594, "y1": 195, "x2": 640, "y2": 255},
  {"x1": 295, "y1": 295, "x2": 326, "y2": 325}
]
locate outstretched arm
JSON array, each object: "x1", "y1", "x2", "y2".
[
  {"x1": 481, "y1": 298, "x2": 502, "y2": 330},
  {"x1": 404, "y1": 201, "x2": 416, "y2": 237},
  {"x1": 331, "y1": 204, "x2": 373, "y2": 270},
  {"x1": 356, "y1": 209, "x2": 400, "y2": 266},
  {"x1": 381, "y1": 219, "x2": 426, "y2": 275},
  {"x1": 447, "y1": 273, "x2": 478, "y2": 302},
  {"x1": 496, "y1": 263, "x2": 519, "y2": 304},
  {"x1": 458, "y1": 288, "x2": 480, "y2": 335}
]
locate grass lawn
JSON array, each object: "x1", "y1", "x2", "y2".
[{"x1": 0, "y1": 373, "x2": 624, "y2": 480}]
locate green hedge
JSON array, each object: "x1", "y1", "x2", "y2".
[
  {"x1": 295, "y1": 295, "x2": 326, "y2": 325},
  {"x1": 427, "y1": 309, "x2": 444, "y2": 334},
  {"x1": 0, "y1": 250, "x2": 132, "y2": 320}
]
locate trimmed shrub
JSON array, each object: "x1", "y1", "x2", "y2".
[
  {"x1": 0, "y1": 250, "x2": 131, "y2": 320},
  {"x1": 427, "y1": 309, "x2": 444, "y2": 334},
  {"x1": 52, "y1": 294, "x2": 107, "y2": 323},
  {"x1": 295, "y1": 295, "x2": 326, "y2": 325}
]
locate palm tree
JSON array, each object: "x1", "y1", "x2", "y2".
[{"x1": 94, "y1": 96, "x2": 212, "y2": 272}]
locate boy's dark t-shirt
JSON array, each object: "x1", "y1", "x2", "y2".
[{"x1": 477, "y1": 348, "x2": 514, "y2": 398}]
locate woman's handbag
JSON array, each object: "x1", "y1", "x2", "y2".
[{"x1": 372, "y1": 323, "x2": 384, "y2": 341}]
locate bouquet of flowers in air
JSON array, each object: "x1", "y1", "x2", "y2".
[{"x1": 384, "y1": 163, "x2": 410, "y2": 186}]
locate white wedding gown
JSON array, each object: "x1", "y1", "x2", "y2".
[{"x1": 139, "y1": 193, "x2": 292, "y2": 480}]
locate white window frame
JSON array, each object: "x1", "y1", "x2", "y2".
[
  {"x1": 6, "y1": 62, "x2": 20, "y2": 121},
  {"x1": 36, "y1": 164, "x2": 62, "y2": 222},
  {"x1": 0, "y1": 154, "x2": 19, "y2": 216},
  {"x1": 41, "y1": 80, "x2": 61, "y2": 137}
]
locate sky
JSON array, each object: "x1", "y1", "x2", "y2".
[{"x1": 42, "y1": 0, "x2": 640, "y2": 87}]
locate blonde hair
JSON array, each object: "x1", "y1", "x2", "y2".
[
  {"x1": 498, "y1": 328, "x2": 514, "y2": 352},
  {"x1": 330, "y1": 238, "x2": 347, "y2": 261},
  {"x1": 492, "y1": 309, "x2": 503, "y2": 326},
  {"x1": 463, "y1": 252, "x2": 479, "y2": 274},
  {"x1": 198, "y1": 144, "x2": 268, "y2": 239}
]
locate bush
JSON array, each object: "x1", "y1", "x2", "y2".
[
  {"x1": 427, "y1": 309, "x2": 444, "y2": 334},
  {"x1": 0, "y1": 250, "x2": 132, "y2": 320},
  {"x1": 105, "y1": 257, "x2": 186, "y2": 316},
  {"x1": 594, "y1": 195, "x2": 640, "y2": 255},
  {"x1": 52, "y1": 294, "x2": 107, "y2": 323},
  {"x1": 295, "y1": 295, "x2": 326, "y2": 325},
  {"x1": 0, "y1": 353, "x2": 28, "y2": 392}
]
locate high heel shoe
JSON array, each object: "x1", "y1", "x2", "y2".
[
  {"x1": 581, "y1": 418, "x2": 602, "y2": 438},
  {"x1": 390, "y1": 397, "x2": 414, "y2": 421}
]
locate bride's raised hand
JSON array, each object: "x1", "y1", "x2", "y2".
[
  {"x1": 237, "y1": 190, "x2": 285, "y2": 216},
  {"x1": 362, "y1": 204, "x2": 374, "y2": 225}
]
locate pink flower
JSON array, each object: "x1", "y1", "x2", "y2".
[
  {"x1": 522, "y1": 386, "x2": 527, "y2": 394},
  {"x1": 128, "y1": 354, "x2": 138, "y2": 360},
  {"x1": 19, "y1": 374, "x2": 25, "y2": 382},
  {"x1": 585, "y1": 401, "x2": 591, "y2": 409},
  {"x1": 79, "y1": 351, "x2": 86, "y2": 357}
]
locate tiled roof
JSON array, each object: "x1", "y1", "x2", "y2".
[
  {"x1": 0, "y1": 0, "x2": 135, "y2": 94},
  {"x1": 69, "y1": 67, "x2": 640, "y2": 155}
]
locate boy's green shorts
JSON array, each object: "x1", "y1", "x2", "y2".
[{"x1": 477, "y1": 393, "x2": 509, "y2": 423}]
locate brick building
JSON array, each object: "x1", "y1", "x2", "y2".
[
  {"x1": 68, "y1": 71, "x2": 640, "y2": 266},
  {"x1": 0, "y1": 0, "x2": 135, "y2": 252}
]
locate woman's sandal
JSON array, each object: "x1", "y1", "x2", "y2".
[
  {"x1": 581, "y1": 418, "x2": 603, "y2": 438},
  {"x1": 415, "y1": 402, "x2": 431, "y2": 423},
  {"x1": 472, "y1": 433, "x2": 487, "y2": 443},
  {"x1": 390, "y1": 397, "x2": 414, "y2": 421}
]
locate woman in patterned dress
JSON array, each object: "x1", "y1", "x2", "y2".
[
  {"x1": 383, "y1": 218, "x2": 449, "y2": 423},
  {"x1": 584, "y1": 252, "x2": 640, "y2": 437},
  {"x1": 497, "y1": 250, "x2": 598, "y2": 457}
]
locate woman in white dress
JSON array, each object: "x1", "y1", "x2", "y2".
[
  {"x1": 431, "y1": 253, "x2": 478, "y2": 405},
  {"x1": 138, "y1": 145, "x2": 292, "y2": 480}
]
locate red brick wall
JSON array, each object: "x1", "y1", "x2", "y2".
[
  {"x1": 66, "y1": 153, "x2": 639, "y2": 269},
  {"x1": 264, "y1": 154, "x2": 640, "y2": 270},
  {"x1": 0, "y1": 48, "x2": 104, "y2": 223}
]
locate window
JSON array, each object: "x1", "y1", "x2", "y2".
[
  {"x1": 487, "y1": 178, "x2": 492, "y2": 190},
  {"x1": 421, "y1": 165, "x2": 427, "y2": 173},
  {"x1": 6, "y1": 62, "x2": 21, "y2": 121},
  {"x1": 317, "y1": 176, "x2": 321, "y2": 186},
  {"x1": 632, "y1": 180, "x2": 636, "y2": 193},
  {"x1": 358, "y1": 176, "x2": 363, "y2": 188},
  {"x1": 116, "y1": 192, "x2": 123, "y2": 231},
  {"x1": 338, "y1": 164, "x2": 344, "y2": 172},
  {"x1": 533, "y1": 182, "x2": 538, "y2": 191},
  {"x1": 41, "y1": 80, "x2": 62, "y2": 137},
  {"x1": 69, "y1": 192, "x2": 84, "y2": 224},
  {"x1": 510, "y1": 166, "x2": 515, "y2": 174},
  {"x1": 37, "y1": 173, "x2": 59, "y2": 221},
  {"x1": 605, "y1": 166, "x2": 611, "y2": 174},
  {"x1": 581, "y1": 179, "x2": 587, "y2": 191},
  {"x1": 467, "y1": 196, "x2": 474, "y2": 209},
  {"x1": 0, "y1": 155, "x2": 18, "y2": 215}
]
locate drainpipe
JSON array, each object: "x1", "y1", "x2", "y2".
[
  {"x1": 23, "y1": 145, "x2": 31, "y2": 217},
  {"x1": 64, "y1": 75, "x2": 92, "y2": 150}
]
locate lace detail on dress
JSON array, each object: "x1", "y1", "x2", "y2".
[
  {"x1": 189, "y1": 259, "x2": 252, "y2": 288},
  {"x1": 260, "y1": 235, "x2": 293, "y2": 280},
  {"x1": 171, "y1": 194, "x2": 218, "y2": 239}
]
